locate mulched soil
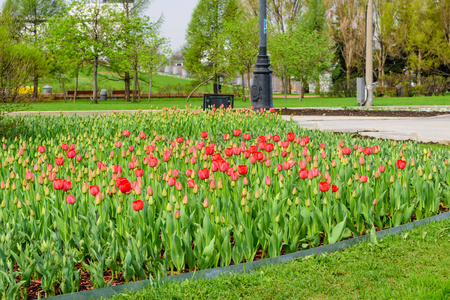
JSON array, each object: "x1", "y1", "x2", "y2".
[{"x1": 279, "y1": 108, "x2": 450, "y2": 118}]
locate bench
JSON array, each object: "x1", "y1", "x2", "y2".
[
  {"x1": 111, "y1": 90, "x2": 139, "y2": 100},
  {"x1": 67, "y1": 91, "x2": 99, "y2": 100}
]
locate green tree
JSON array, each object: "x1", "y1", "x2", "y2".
[
  {"x1": 220, "y1": 12, "x2": 258, "y2": 101},
  {"x1": 64, "y1": 0, "x2": 120, "y2": 104},
  {"x1": 139, "y1": 36, "x2": 170, "y2": 103},
  {"x1": 183, "y1": 0, "x2": 239, "y2": 94},
  {"x1": 4, "y1": 0, "x2": 61, "y2": 99},
  {"x1": 0, "y1": 13, "x2": 45, "y2": 135}
]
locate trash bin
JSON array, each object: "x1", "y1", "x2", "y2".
[
  {"x1": 100, "y1": 89, "x2": 108, "y2": 101},
  {"x1": 43, "y1": 85, "x2": 53, "y2": 94}
]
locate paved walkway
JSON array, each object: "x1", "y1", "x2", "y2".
[
  {"x1": 9, "y1": 109, "x2": 450, "y2": 145},
  {"x1": 282, "y1": 115, "x2": 450, "y2": 145}
]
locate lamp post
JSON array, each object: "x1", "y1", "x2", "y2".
[
  {"x1": 250, "y1": 0, "x2": 273, "y2": 109},
  {"x1": 364, "y1": 0, "x2": 373, "y2": 106}
]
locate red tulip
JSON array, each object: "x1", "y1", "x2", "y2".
[
  {"x1": 342, "y1": 147, "x2": 351, "y2": 155},
  {"x1": 134, "y1": 168, "x2": 144, "y2": 177},
  {"x1": 301, "y1": 136, "x2": 310, "y2": 144},
  {"x1": 115, "y1": 178, "x2": 131, "y2": 193},
  {"x1": 243, "y1": 133, "x2": 251, "y2": 140},
  {"x1": 332, "y1": 185, "x2": 339, "y2": 192},
  {"x1": 233, "y1": 129, "x2": 241, "y2": 136},
  {"x1": 237, "y1": 165, "x2": 248, "y2": 175},
  {"x1": 62, "y1": 180, "x2": 72, "y2": 192},
  {"x1": 272, "y1": 135, "x2": 280, "y2": 142},
  {"x1": 258, "y1": 136, "x2": 267, "y2": 143},
  {"x1": 282, "y1": 141, "x2": 289, "y2": 148},
  {"x1": 198, "y1": 168, "x2": 210, "y2": 180},
  {"x1": 254, "y1": 152, "x2": 264, "y2": 161},
  {"x1": 187, "y1": 179, "x2": 195, "y2": 188},
  {"x1": 168, "y1": 177, "x2": 176, "y2": 186},
  {"x1": 360, "y1": 175, "x2": 368, "y2": 183},
  {"x1": 319, "y1": 181, "x2": 330, "y2": 192},
  {"x1": 230, "y1": 171, "x2": 239, "y2": 181},
  {"x1": 176, "y1": 137, "x2": 183, "y2": 143},
  {"x1": 373, "y1": 145, "x2": 380, "y2": 153},
  {"x1": 287, "y1": 132, "x2": 295, "y2": 141},
  {"x1": 113, "y1": 165, "x2": 123, "y2": 174},
  {"x1": 363, "y1": 147, "x2": 372, "y2": 155},
  {"x1": 139, "y1": 132, "x2": 147, "y2": 139},
  {"x1": 90, "y1": 185, "x2": 100, "y2": 196},
  {"x1": 62, "y1": 143, "x2": 68, "y2": 151},
  {"x1": 249, "y1": 145, "x2": 258, "y2": 153},
  {"x1": 205, "y1": 146, "x2": 214, "y2": 155},
  {"x1": 53, "y1": 179, "x2": 64, "y2": 190},
  {"x1": 148, "y1": 157, "x2": 158, "y2": 167},
  {"x1": 225, "y1": 148, "x2": 233, "y2": 156},
  {"x1": 201, "y1": 131, "x2": 208, "y2": 138},
  {"x1": 265, "y1": 143, "x2": 274, "y2": 152},
  {"x1": 38, "y1": 146, "x2": 45, "y2": 153},
  {"x1": 65, "y1": 195, "x2": 76, "y2": 205},
  {"x1": 132, "y1": 200, "x2": 144, "y2": 211},
  {"x1": 276, "y1": 164, "x2": 283, "y2": 171},
  {"x1": 396, "y1": 159, "x2": 407, "y2": 170},
  {"x1": 66, "y1": 150, "x2": 76, "y2": 159},
  {"x1": 76, "y1": 154, "x2": 82, "y2": 162},
  {"x1": 299, "y1": 169, "x2": 309, "y2": 179},
  {"x1": 320, "y1": 143, "x2": 325, "y2": 149},
  {"x1": 265, "y1": 176, "x2": 271, "y2": 186},
  {"x1": 379, "y1": 165, "x2": 385, "y2": 172},
  {"x1": 123, "y1": 130, "x2": 131, "y2": 137},
  {"x1": 55, "y1": 157, "x2": 64, "y2": 166}
]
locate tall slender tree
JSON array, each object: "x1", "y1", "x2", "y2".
[
  {"x1": 4, "y1": 0, "x2": 61, "y2": 99},
  {"x1": 183, "y1": 0, "x2": 240, "y2": 94}
]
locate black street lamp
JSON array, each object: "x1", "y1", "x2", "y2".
[{"x1": 250, "y1": 0, "x2": 273, "y2": 109}]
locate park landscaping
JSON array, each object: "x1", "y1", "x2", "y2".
[
  {"x1": 0, "y1": 108, "x2": 449, "y2": 298},
  {"x1": 113, "y1": 218, "x2": 450, "y2": 300},
  {"x1": 20, "y1": 94, "x2": 450, "y2": 112}
]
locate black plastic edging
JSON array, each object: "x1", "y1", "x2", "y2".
[{"x1": 47, "y1": 211, "x2": 450, "y2": 300}]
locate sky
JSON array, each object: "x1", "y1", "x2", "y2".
[
  {"x1": 145, "y1": 0, "x2": 198, "y2": 51},
  {"x1": 0, "y1": 0, "x2": 199, "y2": 52}
]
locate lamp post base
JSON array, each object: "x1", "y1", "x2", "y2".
[{"x1": 251, "y1": 54, "x2": 273, "y2": 110}]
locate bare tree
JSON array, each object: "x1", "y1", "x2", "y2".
[{"x1": 330, "y1": 0, "x2": 365, "y2": 90}]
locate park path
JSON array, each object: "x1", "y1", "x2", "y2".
[{"x1": 282, "y1": 114, "x2": 450, "y2": 145}]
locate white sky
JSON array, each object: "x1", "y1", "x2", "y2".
[
  {"x1": 145, "y1": 0, "x2": 198, "y2": 51},
  {"x1": 0, "y1": 0, "x2": 199, "y2": 51}
]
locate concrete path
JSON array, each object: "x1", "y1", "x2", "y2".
[{"x1": 282, "y1": 115, "x2": 450, "y2": 145}]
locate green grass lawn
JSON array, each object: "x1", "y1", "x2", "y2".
[
  {"x1": 113, "y1": 219, "x2": 450, "y2": 300},
  {"x1": 33, "y1": 66, "x2": 214, "y2": 94},
  {"x1": 24, "y1": 94, "x2": 450, "y2": 111}
]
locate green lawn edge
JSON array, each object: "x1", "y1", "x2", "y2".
[
  {"x1": 112, "y1": 219, "x2": 450, "y2": 300},
  {"x1": 22, "y1": 94, "x2": 450, "y2": 111}
]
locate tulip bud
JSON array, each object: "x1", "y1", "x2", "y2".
[
  {"x1": 390, "y1": 175, "x2": 395, "y2": 183},
  {"x1": 313, "y1": 187, "x2": 318, "y2": 195},
  {"x1": 255, "y1": 189, "x2": 260, "y2": 199},
  {"x1": 373, "y1": 199, "x2": 377, "y2": 205},
  {"x1": 1, "y1": 200, "x2": 5, "y2": 208},
  {"x1": 287, "y1": 198, "x2": 292, "y2": 207},
  {"x1": 182, "y1": 194, "x2": 188, "y2": 205},
  {"x1": 428, "y1": 173, "x2": 433, "y2": 180},
  {"x1": 275, "y1": 215, "x2": 280, "y2": 223},
  {"x1": 30, "y1": 209, "x2": 35, "y2": 217},
  {"x1": 241, "y1": 198, "x2": 246, "y2": 207},
  {"x1": 17, "y1": 200, "x2": 22, "y2": 209},
  {"x1": 244, "y1": 205, "x2": 250, "y2": 214},
  {"x1": 444, "y1": 159, "x2": 448, "y2": 166},
  {"x1": 348, "y1": 178, "x2": 352, "y2": 186},
  {"x1": 262, "y1": 193, "x2": 267, "y2": 201},
  {"x1": 166, "y1": 202, "x2": 172, "y2": 212},
  {"x1": 117, "y1": 205, "x2": 122, "y2": 214},
  {"x1": 210, "y1": 205, "x2": 215, "y2": 214},
  {"x1": 174, "y1": 209, "x2": 180, "y2": 219}
]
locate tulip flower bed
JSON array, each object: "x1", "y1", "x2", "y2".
[{"x1": 0, "y1": 108, "x2": 449, "y2": 298}]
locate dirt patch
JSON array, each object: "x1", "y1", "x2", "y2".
[{"x1": 280, "y1": 108, "x2": 450, "y2": 118}]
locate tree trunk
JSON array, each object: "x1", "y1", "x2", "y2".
[
  {"x1": 93, "y1": 56, "x2": 98, "y2": 104},
  {"x1": 33, "y1": 72, "x2": 38, "y2": 100},
  {"x1": 186, "y1": 75, "x2": 215, "y2": 102},
  {"x1": 58, "y1": 66, "x2": 66, "y2": 102},
  {"x1": 246, "y1": 65, "x2": 252, "y2": 101},
  {"x1": 213, "y1": 75, "x2": 219, "y2": 94},
  {"x1": 417, "y1": 51, "x2": 422, "y2": 86},
  {"x1": 346, "y1": 67, "x2": 351, "y2": 90},
  {"x1": 148, "y1": 71, "x2": 153, "y2": 103},
  {"x1": 133, "y1": 67, "x2": 138, "y2": 102},
  {"x1": 74, "y1": 69, "x2": 79, "y2": 103},
  {"x1": 283, "y1": 71, "x2": 287, "y2": 102},
  {"x1": 378, "y1": 59, "x2": 383, "y2": 87},
  {"x1": 241, "y1": 72, "x2": 246, "y2": 102},
  {"x1": 288, "y1": 77, "x2": 291, "y2": 94},
  {"x1": 299, "y1": 77, "x2": 303, "y2": 101},
  {"x1": 124, "y1": 72, "x2": 131, "y2": 102}
]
